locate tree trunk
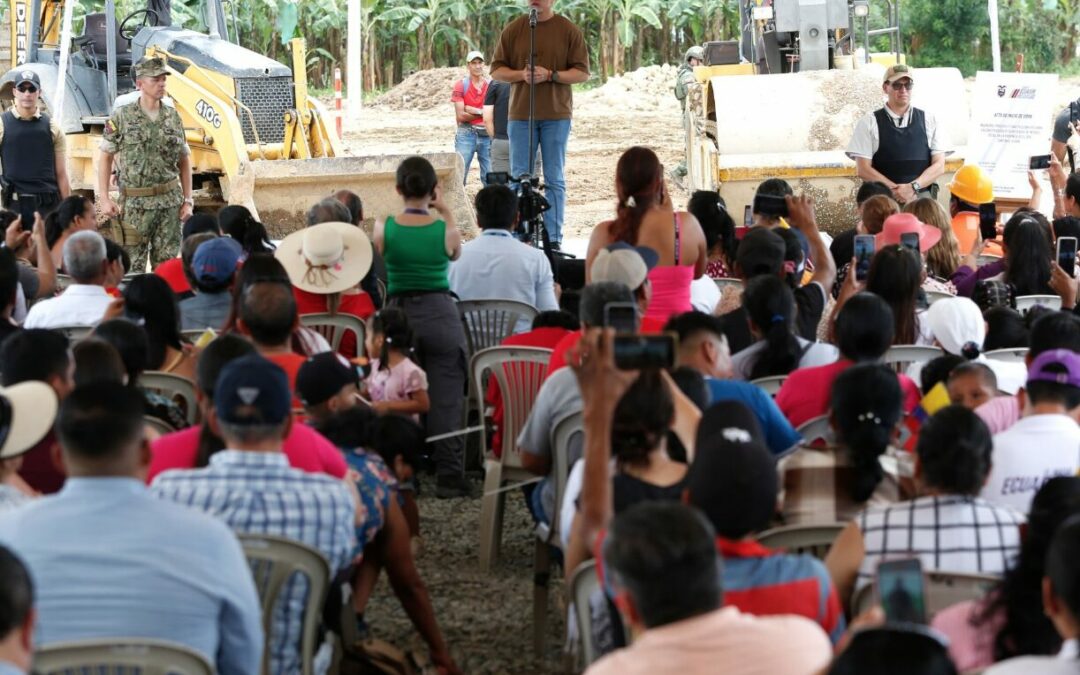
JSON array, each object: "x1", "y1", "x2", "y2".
[
  {"x1": 632, "y1": 23, "x2": 644, "y2": 70},
  {"x1": 661, "y1": 14, "x2": 671, "y2": 63}
]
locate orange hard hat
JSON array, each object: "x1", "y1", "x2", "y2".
[{"x1": 948, "y1": 164, "x2": 994, "y2": 205}]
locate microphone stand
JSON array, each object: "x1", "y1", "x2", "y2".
[
  {"x1": 528, "y1": 7, "x2": 537, "y2": 177},
  {"x1": 517, "y1": 6, "x2": 554, "y2": 260}
]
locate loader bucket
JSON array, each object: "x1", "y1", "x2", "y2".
[{"x1": 229, "y1": 152, "x2": 475, "y2": 239}]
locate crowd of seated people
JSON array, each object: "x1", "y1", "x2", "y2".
[{"x1": 2, "y1": 145, "x2": 1080, "y2": 675}]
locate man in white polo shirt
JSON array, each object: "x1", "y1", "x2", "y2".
[{"x1": 982, "y1": 349, "x2": 1080, "y2": 514}]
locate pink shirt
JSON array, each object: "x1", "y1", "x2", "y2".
[
  {"x1": 976, "y1": 395, "x2": 1022, "y2": 435},
  {"x1": 585, "y1": 606, "x2": 832, "y2": 675},
  {"x1": 366, "y1": 358, "x2": 428, "y2": 409},
  {"x1": 147, "y1": 424, "x2": 348, "y2": 483},
  {"x1": 932, "y1": 599, "x2": 1002, "y2": 672},
  {"x1": 645, "y1": 265, "x2": 694, "y2": 324}
]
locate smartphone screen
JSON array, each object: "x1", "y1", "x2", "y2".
[
  {"x1": 899, "y1": 232, "x2": 920, "y2": 254},
  {"x1": 752, "y1": 193, "x2": 789, "y2": 219},
  {"x1": 17, "y1": 201, "x2": 34, "y2": 232},
  {"x1": 613, "y1": 334, "x2": 677, "y2": 370},
  {"x1": 979, "y1": 203, "x2": 998, "y2": 241},
  {"x1": 1059, "y1": 237, "x2": 1078, "y2": 278},
  {"x1": 603, "y1": 302, "x2": 638, "y2": 334},
  {"x1": 876, "y1": 558, "x2": 927, "y2": 624},
  {"x1": 854, "y1": 234, "x2": 875, "y2": 281},
  {"x1": 743, "y1": 204, "x2": 753, "y2": 227},
  {"x1": 1030, "y1": 154, "x2": 1052, "y2": 170}
]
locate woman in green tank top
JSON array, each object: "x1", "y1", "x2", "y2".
[{"x1": 374, "y1": 156, "x2": 472, "y2": 500}]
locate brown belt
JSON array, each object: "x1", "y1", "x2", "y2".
[{"x1": 121, "y1": 178, "x2": 180, "y2": 198}]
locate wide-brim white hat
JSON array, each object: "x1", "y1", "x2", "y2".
[
  {"x1": 0, "y1": 381, "x2": 58, "y2": 460},
  {"x1": 276, "y1": 221, "x2": 374, "y2": 295}
]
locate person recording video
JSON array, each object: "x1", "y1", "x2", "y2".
[{"x1": 489, "y1": 0, "x2": 590, "y2": 251}]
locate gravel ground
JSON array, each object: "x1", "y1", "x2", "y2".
[{"x1": 363, "y1": 476, "x2": 568, "y2": 673}]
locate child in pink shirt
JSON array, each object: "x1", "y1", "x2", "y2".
[{"x1": 363, "y1": 308, "x2": 430, "y2": 421}]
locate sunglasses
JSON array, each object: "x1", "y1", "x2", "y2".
[
  {"x1": 890, "y1": 81, "x2": 914, "y2": 91},
  {"x1": 16, "y1": 84, "x2": 37, "y2": 93}
]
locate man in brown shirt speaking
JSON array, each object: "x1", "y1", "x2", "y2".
[{"x1": 490, "y1": 0, "x2": 589, "y2": 249}]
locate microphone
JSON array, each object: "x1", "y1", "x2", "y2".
[{"x1": 529, "y1": 7, "x2": 537, "y2": 26}]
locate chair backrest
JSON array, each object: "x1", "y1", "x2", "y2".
[
  {"x1": 1015, "y1": 295, "x2": 1062, "y2": 315},
  {"x1": 882, "y1": 344, "x2": 944, "y2": 373},
  {"x1": 52, "y1": 325, "x2": 92, "y2": 341},
  {"x1": 457, "y1": 299, "x2": 538, "y2": 356},
  {"x1": 851, "y1": 569, "x2": 1000, "y2": 618},
  {"x1": 796, "y1": 414, "x2": 833, "y2": 446},
  {"x1": 141, "y1": 371, "x2": 198, "y2": 426},
  {"x1": 983, "y1": 347, "x2": 1029, "y2": 363},
  {"x1": 976, "y1": 253, "x2": 1002, "y2": 266},
  {"x1": 570, "y1": 560, "x2": 603, "y2": 668},
  {"x1": 756, "y1": 523, "x2": 845, "y2": 560},
  {"x1": 239, "y1": 533, "x2": 331, "y2": 675},
  {"x1": 55, "y1": 274, "x2": 74, "y2": 293},
  {"x1": 750, "y1": 374, "x2": 787, "y2": 396},
  {"x1": 470, "y1": 346, "x2": 551, "y2": 469},
  {"x1": 35, "y1": 638, "x2": 213, "y2": 675},
  {"x1": 925, "y1": 290, "x2": 954, "y2": 305},
  {"x1": 545, "y1": 411, "x2": 583, "y2": 546},
  {"x1": 713, "y1": 277, "x2": 743, "y2": 294},
  {"x1": 299, "y1": 312, "x2": 365, "y2": 353},
  {"x1": 144, "y1": 414, "x2": 176, "y2": 437}
]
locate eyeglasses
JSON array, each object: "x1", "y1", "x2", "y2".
[
  {"x1": 15, "y1": 85, "x2": 37, "y2": 93},
  {"x1": 890, "y1": 81, "x2": 914, "y2": 91}
]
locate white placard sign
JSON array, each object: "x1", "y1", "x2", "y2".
[{"x1": 968, "y1": 71, "x2": 1058, "y2": 199}]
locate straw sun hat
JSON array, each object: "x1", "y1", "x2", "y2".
[{"x1": 276, "y1": 221, "x2": 374, "y2": 295}]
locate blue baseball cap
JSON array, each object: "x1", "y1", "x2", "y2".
[
  {"x1": 214, "y1": 354, "x2": 292, "y2": 426},
  {"x1": 192, "y1": 237, "x2": 242, "y2": 284}
]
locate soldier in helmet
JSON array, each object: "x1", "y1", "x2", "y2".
[
  {"x1": 0, "y1": 70, "x2": 70, "y2": 224},
  {"x1": 97, "y1": 55, "x2": 193, "y2": 269},
  {"x1": 673, "y1": 45, "x2": 704, "y2": 179}
]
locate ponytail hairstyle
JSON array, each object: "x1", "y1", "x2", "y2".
[
  {"x1": 610, "y1": 369, "x2": 674, "y2": 466},
  {"x1": 866, "y1": 246, "x2": 922, "y2": 345},
  {"x1": 743, "y1": 274, "x2": 801, "y2": 379},
  {"x1": 370, "y1": 307, "x2": 414, "y2": 371},
  {"x1": 610, "y1": 146, "x2": 663, "y2": 244},
  {"x1": 830, "y1": 363, "x2": 903, "y2": 503},
  {"x1": 395, "y1": 155, "x2": 438, "y2": 200},
  {"x1": 218, "y1": 205, "x2": 275, "y2": 256},
  {"x1": 775, "y1": 227, "x2": 806, "y2": 289},
  {"x1": 687, "y1": 190, "x2": 736, "y2": 269},
  {"x1": 45, "y1": 194, "x2": 93, "y2": 249}
]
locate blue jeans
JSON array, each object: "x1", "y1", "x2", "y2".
[
  {"x1": 455, "y1": 125, "x2": 491, "y2": 186},
  {"x1": 508, "y1": 118, "x2": 571, "y2": 243}
]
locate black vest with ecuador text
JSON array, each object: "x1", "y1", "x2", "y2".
[
  {"x1": 0, "y1": 110, "x2": 58, "y2": 194},
  {"x1": 871, "y1": 107, "x2": 931, "y2": 185}
]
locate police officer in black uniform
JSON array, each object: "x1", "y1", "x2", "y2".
[
  {"x1": 846, "y1": 65, "x2": 946, "y2": 205},
  {"x1": 0, "y1": 70, "x2": 70, "y2": 224}
]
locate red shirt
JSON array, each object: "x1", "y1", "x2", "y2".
[
  {"x1": 451, "y1": 77, "x2": 490, "y2": 127},
  {"x1": 147, "y1": 424, "x2": 347, "y2": 482},
  {"x1": 545, "y1": 317, "x2": 666, "y2": 377},
  {"x1": 265, "y1": 352, "x2": 309, "y2": 408},
  {"x1": 485, "y1": 326, "x2": 571, "y2": 456},
  {"x1": 17, "y1": 431, "x2": 63, "y2": 494},
  {"x1": 155, "y1": 258, "x2": 191, "y2": 296},
  {"x1": 775, "y1": 359, "x2": 920, "y2": 428},
  {"x1": 292, "y1": 288, "x2": 375, "y2": 358}
]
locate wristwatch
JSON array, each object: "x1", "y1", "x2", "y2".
[
  {"x1": 183, "y1": 197, "x2": 194, "y2": 207},
  {"x1": 550, "y1": 70, "x2": 560, "y2": 84},
  {"x1": 911, "y1": 181, "x2": 922, "y2": 192}
]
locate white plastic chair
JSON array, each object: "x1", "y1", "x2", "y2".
[
  {"x1": 34, "y1": 638, "x2": 213, "y2": 675},
  {"x1": 52, "y1": 325, "x2": 93, "y2": 342},
  {"x1": 239, "y1": 533, "x2": 331, "y2": 675},
  {"x1": 569, "y1": 560, "x2": 602, "y2": 669},
  {"x1": 882, "y1": 344, "x2": 944, "y2": 373},
  {"x1": 796, "y1": 414, "x2": 833, "y2": 446},
  {"x1": 983, "y1": 347, "x2": 1029, "y2": 363},
  {"x1": 925, "y1": 290, "x2": 954, "y2": 305},
  {"x1": 1015, "y1": 295, "x2": 1062, "y2": 315},
  {"x1": 472, "y1": 346, "x2": 552, "y2": 571},
  {"x1": 457, "y1": 299, "x2": 539, "y2": 356},
  {"x1": 54, "y1": 273, "x2": 75, "y2": 294},
  {"x1": 713, "y1": 277, "x2": 742, "y2": 296},
  {"x1": 851, "y1": 569, "x2": 999, "y2": 619},
  {"x1": 756, "y1": 523, "x2": 845, "y2": 560},
  {"x1": 144, "y1": 414, "x2": 176, "y2": 437},
  {"x1": 141, "y1": 371, "x2": 198, "y2": 426},
  {"x1": 299, "y1": 312, "x2": 365, "y2": 353},
  {"x1": 533, "y1": 411, "x2": 583, "y2": 655},
  {"x1": 750, "y1": 375, "x2": 787, "y2": 396}
]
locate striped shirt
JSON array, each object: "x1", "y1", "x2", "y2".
[
  {"x1": 152, "y1": 450, "x2": 358, "y2": 675},
  {"x1": 854, "y1": 495, "x2": 1024, "y2": 592}
]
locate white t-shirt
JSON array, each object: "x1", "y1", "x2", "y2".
[
  {"x1": 981, "y1": 414, "x2": 1080, "y2": 514},
  {"x1": 845, "y1": 105, "x2": 947, "y2": 160},
  {"x1": 985, "y1": 639, "x2": 1078, "y2": 675},
  {"x1": 690, "y1": 275, "x2": 721, "y2": 314}
]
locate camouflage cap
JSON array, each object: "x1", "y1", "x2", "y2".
[
  {"x1": 134, "y1": 56, "x2": 168, "y2": 78},
  {"x1": 884, "y1": 63, "x2": 913, "y2": 84},
  {"x1": 686, "y1": 46, "x2": 705, "y2": 63}
]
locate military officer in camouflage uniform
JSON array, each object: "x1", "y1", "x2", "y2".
[
  {"x1": 98, "y1": 56, "x2": 193, "y2": 269},
  {"x1": 673, "y1": 46, "x2": 704, "y2": 179}
]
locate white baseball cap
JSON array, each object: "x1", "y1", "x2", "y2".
[{"x1": 466, "y1": 51, "x2": 484, "y2": 63}]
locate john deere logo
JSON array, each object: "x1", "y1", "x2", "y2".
[{"x1": 997, "y1": 85, "x2": 1007, "y2": 97}]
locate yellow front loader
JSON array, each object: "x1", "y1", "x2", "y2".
[{"x1": 1, "y1": 0, "x2": 473, "y2": 234}]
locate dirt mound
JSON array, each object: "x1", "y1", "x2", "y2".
[
  {"x1": 373, "y1": 67, "x2": 466, "y2": 110},
  {"x1": 578, "y1": 64, "x2": 681, "y2": 113}
]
